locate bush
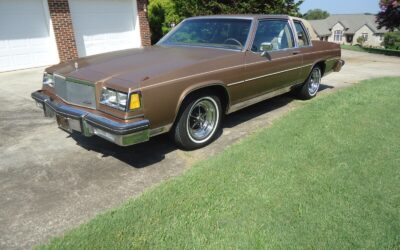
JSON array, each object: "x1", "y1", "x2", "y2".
[
  {"x1": 357, "y1": 36, "x2": 366, "y2": 46},
  {"x1": 383, "y1": 32, "x2": 400, "y2": 50},
  {"x1": 148, "y1": 0, "x2": 180, "y2": 44}
]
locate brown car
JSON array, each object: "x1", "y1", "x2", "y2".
[{"x1": 32, "y1": 15, "x2": 344, "y2": 149}]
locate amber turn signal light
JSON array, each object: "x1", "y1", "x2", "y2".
[{"x1": 129, "y1": 93, "x2": 141, "y2": 110}]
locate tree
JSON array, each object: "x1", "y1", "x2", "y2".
[
  {"x1": 383, "y1": 31, "x2": 400, "y2": 50},
  {"x1": 376, "y1": 0, "x2": 400, "y2": 31},
  {"x1": 172, "y1": 0, "x2": 304, "y2": 21},
  {"x1": 303, "y1": 9, "x2": 330, "y2": 20},
  {"x1": 148, "y1": 0, "x2": 180, "y2": 44}
]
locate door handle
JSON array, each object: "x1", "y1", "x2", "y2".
[{"x1": 292, "y1": 51, "x2": 301, "y2": 55}]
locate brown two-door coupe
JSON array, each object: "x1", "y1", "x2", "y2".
[{"x1": 32, "y1": 15, "x2": 344, "y2": 149}]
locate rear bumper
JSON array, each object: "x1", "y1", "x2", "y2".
[
  {"x1": 31, "y1": 90, "x2": 150, "y2": 146},
  {"x1": 333, "y1": 59, "x2": 345, "y2": 72}
]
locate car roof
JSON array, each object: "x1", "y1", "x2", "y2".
[{"x1": 186, "y1": 14, "x2": 290, "y2": 21}]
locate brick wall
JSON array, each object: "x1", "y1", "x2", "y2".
[
  {"x1": 47, "y1": 0, "x2": 79, "y2": 62},
  {"x1": 137, "y1": 0, "x2": 152, "y2": 46}
]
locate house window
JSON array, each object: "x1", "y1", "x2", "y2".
[
  {"x1": 334, "y1": 30, "x2": 343, "y2": 42},
  {"x1": 362, "y1": 33, "x2": 369, "y2": 41}
]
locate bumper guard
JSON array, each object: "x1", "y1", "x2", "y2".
[{"x1": 31, "y1": 91, "x2": 150, "y2": 146}]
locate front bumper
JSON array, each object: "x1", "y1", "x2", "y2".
[{"x1": 31, "y1": 90, "x2": 150, "y2": 146}]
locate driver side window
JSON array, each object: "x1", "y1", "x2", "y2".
[{"x1": 251, "y1": 19, "x2": 295, "y2": 53}]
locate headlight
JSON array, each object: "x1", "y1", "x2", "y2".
[
  {"x1": 100, "y1": 88, "x2": 141, "y2": 111},
  {"x1": 43, "y1": 73, "x2": 54, "y2": 87}
]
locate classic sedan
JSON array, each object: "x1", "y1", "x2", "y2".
[{"x1": 32, "y1": 15, "x2": 344, "y2": 149}]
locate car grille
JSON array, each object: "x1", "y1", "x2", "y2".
[{"x1": 54, "y1": 74, "x2": 96, "y2": 109}]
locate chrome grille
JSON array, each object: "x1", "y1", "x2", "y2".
[{"x1": 54, "y1": 74, "x2": 96, "y2": 109}]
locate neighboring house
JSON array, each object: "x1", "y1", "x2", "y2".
[
  {"x1": 0, "y1": 0, "x2": 151, "y2": 72},
  {"x1": 309, "y1": 14, "x2": 388, "y2": 47}
]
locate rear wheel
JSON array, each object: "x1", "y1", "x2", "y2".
[
  {"x1": 298, "y1": 66, "x2": 322, "y2": 99},
  {"x1": 173, "y1": 94, "x2": 222, "y2": 150}
]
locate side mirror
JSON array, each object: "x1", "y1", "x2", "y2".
[
  {"x1": 260, "y1": 42, "x2": 273, "y2": 59},
  {"x1": 260, "y1": 42, "x2": 273, "y2": 52}
]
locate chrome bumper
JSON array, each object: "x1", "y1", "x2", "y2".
[
  {"x1": 333, "y1": 59, "x2": 345, "y2": 72},
  {"x1": 31, "y1": 90, "x2": 150, "y2": 147}
]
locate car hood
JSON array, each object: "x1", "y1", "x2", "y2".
[{"x1": 46, "y1": 46, "x2": 239, "y2": 90}]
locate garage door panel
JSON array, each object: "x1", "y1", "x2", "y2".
[
  {"x1": 69, "y1": 0, "x2": 142, "y2": 57},
  {"x1": 0, "y1": 0, "x2": 59, "y2": 72}
]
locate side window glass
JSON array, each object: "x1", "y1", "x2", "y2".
[
  {"x1": 251, "y1": 20, "x2": 295, "y2": 53},
  {"x1": 294, "y1": 21, "x2": 310, "y2": 47}
]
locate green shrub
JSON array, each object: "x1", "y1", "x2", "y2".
[
  {"x1": 357, "y1": 36, "x2": 366, "y2": 46},
  {"x1": 383, "y1": 32, "x2": 400, "y2": 50},
  {"x1": 148, "y1": 0, "x2": 180, "y2": 44}
]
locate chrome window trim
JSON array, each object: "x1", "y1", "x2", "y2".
[
  {"x1": 248, "y1": 18, "x2": 297, "y2": 53},
  {"x1": 291, "y1": 18, "x2": 313, "y2": 48}
]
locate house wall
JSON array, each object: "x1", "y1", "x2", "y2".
[
  {"x1": 47, "y1": 0, "x2": 151, "y2": 62},
  {"x1": 328, "y1": 22, "x2": 345, "y2": 44},
  {"x1": 353, "y1": 25, "x2": 383, "y2": 47}
]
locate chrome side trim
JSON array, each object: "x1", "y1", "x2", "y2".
[
  {"x1": 227, "y1": 80, "x2": 246, "y2": 87},
  {"x1": 227, "y1": 85, "x2": 299, "y2": 113},
  {"x1": 141, "y1": 64, "x2": 243, "y2": 90},
  {"x1": 227, "y1": 64, "x2": 312, "y2": 87}
]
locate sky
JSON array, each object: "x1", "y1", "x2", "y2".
[{"x1": 299, "y1": 0, "x2": 381, "y2": 14}]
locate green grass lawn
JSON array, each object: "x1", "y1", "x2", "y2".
[
  {"x1": 341, "y1": 44, "x2": 367, "y2": 52},
  {"x1": 341, "y1": 44, "x2": 400, "y2": 56},
  {"x1": 39, "y1": 77, "x2": 400, "y2": 249}
]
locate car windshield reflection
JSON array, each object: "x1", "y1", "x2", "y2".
[{"x1": 159, "y1": 18, "x2": 252, "y2": 51}]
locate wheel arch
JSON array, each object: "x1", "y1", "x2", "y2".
[
  {"x1": 310, "y1": 60, "x2": 327, "y2": 77},
  {"x1": 172, "y1": 82, "x2": 230, "y2": 127}
]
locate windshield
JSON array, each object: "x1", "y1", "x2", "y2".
[{"x1": 159, "y1": 18, "x2": 252, "y2": 51}]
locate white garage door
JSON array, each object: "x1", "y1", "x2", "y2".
[
  {"x1": 69, "y1": 0, "x2": 142, "y2": 57},
  {"x1": 0, "y1": 0, "x2": 59, "y2": 72}
]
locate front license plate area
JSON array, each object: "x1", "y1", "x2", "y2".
[{"x1": 56, "y1": 115, "x2": 72, "y2": 133}]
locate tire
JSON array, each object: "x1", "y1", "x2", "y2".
[
  {"x1": 173, "y1": 94, "x2": 222, "y2": 150},
  {"x1": 298, "y1": 66, "x2": 322, "y2": 100}
]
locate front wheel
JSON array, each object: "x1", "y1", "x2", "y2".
[
  {"x1": 298, "y1": 66, "x2": 322, "y2": 99},
  {"x1": 173, "y1": 95, "x2": 222, "y2": 150}
]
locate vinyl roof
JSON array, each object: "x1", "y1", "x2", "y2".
[{"x1": 187, "y1": 14, "x2": 290, "y2": 20}]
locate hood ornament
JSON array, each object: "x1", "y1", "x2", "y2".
[{"x1": 74, "y1": 62, "x2": 79, "y2": 70}]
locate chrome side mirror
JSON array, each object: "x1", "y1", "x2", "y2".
[
  {"x1": 260, "y1": 42, "x2": 273, "y2": 53},
  {"x1": 260, "y1": 42, "x2": 273, "y2": 59}
]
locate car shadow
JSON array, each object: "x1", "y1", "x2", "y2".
[{"x1": 69, "y1": 85, "x2": 334, "y2": 168}]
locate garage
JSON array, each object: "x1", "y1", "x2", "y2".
[
  {"x1": 68, "y1": 0, "x2": 142, "y2": 57},
  {"x1": 0, "y1": 0, "x2": 59, "y2": 72}
]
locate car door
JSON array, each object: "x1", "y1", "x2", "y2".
[{"x1": 237, "y1": 19, "x2": 303, "y2": 103}]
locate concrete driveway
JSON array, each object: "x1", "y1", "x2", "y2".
[{"x1": 1, "y1": 50, "x2": 400, "y2": 249}]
